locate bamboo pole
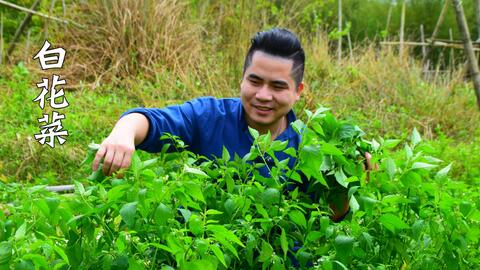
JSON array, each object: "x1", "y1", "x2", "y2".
[
  {"x1": 0, "y1": 0, "x2": 84, "y2": 28},
  {"x1": 384, "y1": 1, "x2": 394, "y2": 53},
  {"x1": 380, "y1": 41, "x2": 480, "y2": 51},
  {"x1": 427, "y1": 38, "x2": 480, "y2": 45},
  {"x1": 45, "y1": 0, "x2": 57, "y2": 40},
  {"x1": 422, "y1": 0, "x2": 450, "y2": 74},
  {"x1": 452, "y1": 0, "x2": 480, "y2": 109},
  {"x1": 337, "y1": 0, "x2": 342, "y2": 62},
  {"x1": 420, "y1": 24, "x2": 430, "y2": 79},
  {"x1": 399, "y1": 0, "x2": 406, "y2": 60},
  {"x1": 6, "y1": 0, "x2": 41, "y2": 59},
  {"x1": 476, "y1": 0, "x2": 480, "y2": 41},
  {"x1": 420, "y1": 24, "x2": 426, "y2": 59}
]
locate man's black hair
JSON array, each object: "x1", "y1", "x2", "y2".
[{"x1": 243, "y1": 28, "x2": 305, "y2": 87}]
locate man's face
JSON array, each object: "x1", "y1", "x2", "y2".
[{"x1": 241, "y1": 51, "x2": 303, "y2": 131}]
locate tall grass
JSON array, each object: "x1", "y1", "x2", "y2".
[{"x1": 55, "y1": 1, "x2": 203, "y2": 84}]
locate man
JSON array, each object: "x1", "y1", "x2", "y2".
[{"x1": 92, "y1": 28, "x2": 351, "y2": 220}]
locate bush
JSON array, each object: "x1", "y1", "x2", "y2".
[{"x1": 1, "y1": 107, "x2": 478, "y2": 269}]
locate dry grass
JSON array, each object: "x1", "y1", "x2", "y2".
[
  {"x1": 303, "y1": 37, "x2": 480, "y2": 139},
  {"x1": 54, "y1": 0, "x2": 203, "y2": 86},
  {"x1": 6, "y1": 0, "x2": 480, "y2": 141}
]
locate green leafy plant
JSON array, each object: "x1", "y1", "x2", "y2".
[{"x1": 0, "y1": 106, "x2": 478, "y2": 269}]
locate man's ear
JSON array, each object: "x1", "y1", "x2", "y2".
[{"x1": 295, "y1": 82, "x2": 304, "y2": 100}]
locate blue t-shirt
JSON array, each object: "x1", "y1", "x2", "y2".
[{"x1": 121, "y1": 97, "x2": 301, "y2": 175}]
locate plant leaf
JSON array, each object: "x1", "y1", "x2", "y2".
[
  {"x1": 15, "y1": 223, "x2": 27, "y2": 240},
  {"x1": 435, "y1": 163, "x2": 453, "y2": 179},
  {"x1": 258, "y1": 240, "x2": 273, "y2": 262},
  {"x1": 248, "y1": 127, "x2": 259, "y2": 140},
  {"x1": 184, "y1": 165, "x2": 210, "y2": 178},
  {"x1": 52, "y1": 245, "x2": 70, "y2": 265},
  {"x1": 210, "y1": 245, "x2": 227, "y2": 268},
  {"x1": 412, "y1": 162, "x2": 437, "y2": 170},
  {"x1": 119, "y1": 202, "x2": 137, "y2": 227},
  {"x1": 288, "y1": 210, "x2": 307, "y2": 229},
  {"x1": 320, "y1": 142, "x2": 343, "y2": 156},
  {"x1": 385, "y1": 158, "x2": 396, "y2": 180},
  {"x1": 411, "y1": 128, "x2": 421, "y2": 147},
  {"x1": 379, "y1": 213, "x2": 409, "y2": 233},
  {"x1": 280, "y1": 228, "x2": 288, "y2": 259}
]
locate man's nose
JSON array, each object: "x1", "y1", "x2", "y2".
[{"x1": 255, "y1": 84, "x2": 273, "y2": 101}]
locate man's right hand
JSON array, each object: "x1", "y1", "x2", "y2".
[
  {"x1": 91, "y1": 113, "x2": 149, "y2": 176},
  {"x1": 92, "y1": 133, "x2": 136, "y2": 176}
]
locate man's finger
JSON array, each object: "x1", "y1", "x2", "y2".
[
  {"x1": 120, "y1": 150, "x2": 133, "y2": 171},
  {"x1": 92, "y1": 146, "x2": 107, "y2": 171},
  {"x1": 108, "y1": 151, "x2": 124, "y2": 176},
  {"x1": 365, "y1": 152, "x2": 373, "y2": 171},
  {"x1": 102, "y1": 148, "x2": 115, "y2": 176}
]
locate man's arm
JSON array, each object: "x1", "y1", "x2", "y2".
[
  {"x1": 91, "y1": 98, "x2": 206, "y2": 176},
  {"x1": 329, "y1": 152, "x2": 374, "y2": 222},
  {"x1": 92, "y1": 113, "x2": 149, "y2": 176}
]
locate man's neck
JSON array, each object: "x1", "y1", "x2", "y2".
[{"x1": 248, "y1": 116, "x2": 287, "y2": 140}]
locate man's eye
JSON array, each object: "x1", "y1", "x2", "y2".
[{"x1": 249, "y1": 80, "x2": 261, "y2": 85}]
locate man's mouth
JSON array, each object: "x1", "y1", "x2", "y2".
[{"x1": 253, "y1": 105, "x2": 273, "y2": 111}]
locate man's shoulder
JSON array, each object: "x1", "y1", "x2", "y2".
[
  {"x1": 189, "y1": 96, "x2": 241, "y2": 113},
  {"x1": 191, "y1": 96, "x2": 240, "y2": 105}
]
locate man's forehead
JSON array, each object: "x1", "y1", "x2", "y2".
[
  {"x1": 251, "y1": 50, "x2": 294, "y2": 65},
  {"x1": 246, "y1": 51, "x2": 294, "y2": 83}
]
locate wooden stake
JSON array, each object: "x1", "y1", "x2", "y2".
[
  {"x1": 452, "y1": 0, "x2": 480, "y2": 109},
  {"x1": 337, "y1": 0, "x2": 342, "y2": 62},
  {"x1": 434, "y1": 51, "x2": 444, "y2": 84},
  {"x1": 347, "y1": 31, "x2": 353, "y2": 62},
  {"x1": 384, "y1": 1, "x2": 394, "y2": 53},
  {"x1": 399, "y1": 0, "x2": 406, "y2": 60},
  {"x1": 449, "y1": 28, "x2": 454, "y2": 69},
  {"x1": 6, "y1": 0, "x2": 41, "y2": 60},
  {"x1": 24, "y1": 29, "x2": 30, "y2": 63},
  {"x1": 422, "y1": 0, "x2": 450, "y2": 74},
  {"x1": 385, "y1": 1, "x2": 393, "y2": 35}
]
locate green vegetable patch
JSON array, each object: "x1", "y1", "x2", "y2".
[{"x1": 0, "y1": 106, "x2": 478, "y2": 269}]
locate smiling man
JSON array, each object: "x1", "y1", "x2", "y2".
[
  {"x1": 93, "y1": 28, "x2": 304, "y2": 174},
  {"x1": 241, "y1": 50, "x2": 302, "y2": 138},
  {"x1": 92, "y1": 28, "x2": 350, "y2": 220}
]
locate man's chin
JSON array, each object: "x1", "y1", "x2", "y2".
[{"x1": 250, "y1": 118, "x2": 274, "y2": 127}]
